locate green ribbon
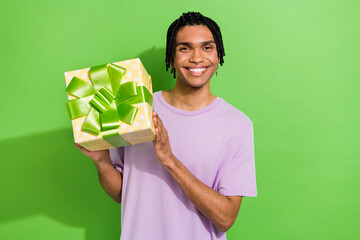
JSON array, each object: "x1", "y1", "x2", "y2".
[{"x1": 65, "y1": 63, "x2": 152, "y2": 147}]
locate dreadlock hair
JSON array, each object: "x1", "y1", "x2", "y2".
[{"x1": 165, "y1": 12, "x2": 225, "y2": 78}]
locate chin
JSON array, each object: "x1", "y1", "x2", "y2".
[{"x1": 186, "y1": 79, "x2": 211, "y2": 89}]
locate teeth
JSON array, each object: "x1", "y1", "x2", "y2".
[{"x1": 188, "y1": 68, "x2": 206, "y2": 73}]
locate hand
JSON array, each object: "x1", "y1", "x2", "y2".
[
  {"x1": 152, "y1": 111, "x2": 174, "y2": 166},
  {"x1": 75, "y1": 143, "x2": 111, "y2": 164}
]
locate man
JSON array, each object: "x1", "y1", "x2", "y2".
[{"x1": 76, "y1": 12, "x2": 257, "y2": 239}]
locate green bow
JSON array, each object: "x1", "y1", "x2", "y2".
[{"x1": 65, "y1": 63, "x2": 152, "y2": 147}]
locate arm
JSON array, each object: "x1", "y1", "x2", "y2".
[
  {"x1": 75, "y1": 144, "x2": 123, "y2": 203},
  {"x1": 152, "y1": 112, "x2": 242, "y2": 232}
]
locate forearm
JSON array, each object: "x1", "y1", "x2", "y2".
[
  {"x1": 163, "y1": 154, "x2": 240, "y2": 232},
  {"x1": 152, "y1": 112, "x2": 240, "y2": 231},
  {"x1": 93, "y1": 158, "x2": 122, "y2": 203}
]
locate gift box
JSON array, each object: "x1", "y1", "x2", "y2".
[{"x1": 65, "y1": 58, "x2": 155, "y2": 151}]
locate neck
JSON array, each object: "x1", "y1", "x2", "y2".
[{"x1": 162, "y1": 82, "x2": 217, "y2": 111}]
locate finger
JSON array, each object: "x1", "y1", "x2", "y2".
[
  {"x1": 155, "y1": 113, "x2": 164, "y2": 127},
  {"x1": 155, "y1": 127, "x2": 161, "y2": 142},
  {"x1": 76, "y1": 143, "x2": 87, "y2": 151},
  {"x1": 75, "y1": 143, "x2": 91, "y2": 154},
  {"x1": 75, "y1": 143, "x2": 82, "y2": 149},
  {"x1": 153, "y1": 114, "x2": 165, "y2": 134},
  {"x1": 155, "y1": 122, "x2": 164, "y2": 139},
  {"x1": 152, "y1": 116, "x2": 159, "y2": 138},
  {"x1": 154, "y1": 118, "x2": 164, "y2": 139},
  {"x1": 152, "y1": 112, "x2": 168, "y2": 143},
  {"x1": 153, "y1": 114, "x2": 158, "y2": 127},
  {"x1": 152, "y1": 112, "x2": 159, "y2": 128},
  {"x1": 152, "y1": 111, "x2": 158, "y2": 123}
]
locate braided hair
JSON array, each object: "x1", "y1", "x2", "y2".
[{"x1": 165, "y1": 12, "x2": 225, "y2": 78}]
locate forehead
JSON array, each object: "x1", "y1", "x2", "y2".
[{"x1": 175, "y1": 25, "x2": 215, "y2": 43}]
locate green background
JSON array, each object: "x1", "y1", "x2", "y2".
[{"x1": 0, "y1": 0, "x2": 359, "y2": 239}]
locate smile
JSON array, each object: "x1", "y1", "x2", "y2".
[{"x1": 186, "y1": 67, "x2": 208, "y2": 74}]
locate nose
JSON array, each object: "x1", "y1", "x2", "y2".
[{"x1": 189, "y1": 49, "x2": 204, "y2": 64}]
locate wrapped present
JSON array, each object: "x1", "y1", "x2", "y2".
[{"x1": 64, "y1": 58, "x2": 155, "y2": 151}]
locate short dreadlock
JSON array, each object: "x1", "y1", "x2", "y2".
[{"x1": 165, "y1": 12, "x2": 225, "y2": 78}]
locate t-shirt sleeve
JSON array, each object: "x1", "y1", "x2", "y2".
[
  {"x1": 217, "y1": 123, "x2": 257, "y2": 197},
  {"x1": 109, "y1": 147, "x2": 125, "y2": 174}
]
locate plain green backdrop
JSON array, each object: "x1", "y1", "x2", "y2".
[{"x1": 0, "y1": 0, "x2": 359, "y2": 239}]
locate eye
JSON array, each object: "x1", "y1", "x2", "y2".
[
  {"x1": 203, "y1": 45, "x2": 213, "y2": 51},
  {"x1": 179, "y1": 47, "x2": 190, "y2": 51}
]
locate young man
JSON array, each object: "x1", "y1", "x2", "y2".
[{"x1": 77, "y1": 12, "x2": 257, "y2": 239}]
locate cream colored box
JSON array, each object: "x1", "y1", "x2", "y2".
[{"x1": 64, "y1": 58, "x2": 155, "y2": 151}]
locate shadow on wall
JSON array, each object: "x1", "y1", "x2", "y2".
[
  {"x1": 0, "y1": 128, "x2": 120, "y2": 240},
  {"x1": 0, "y1": 47, "x2": 173, "y2": 240},
  {"x1": 138, "y1": 46, "x2": 175, "y2": 92}
]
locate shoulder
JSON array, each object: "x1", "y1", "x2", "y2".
[
  {"x1": 217, "y1": 97, "x2": 253, "y2": 128},
  {"x1": 214, "y1": 98, "x2": 254, "y2": 148}
]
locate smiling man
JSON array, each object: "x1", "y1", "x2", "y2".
[{"x1": 76, "y1": 12, "x2": 257, "y2": 240}]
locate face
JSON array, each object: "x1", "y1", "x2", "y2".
[{"x1": 171, "y1": 25, "x2": 219, "y2": 89}]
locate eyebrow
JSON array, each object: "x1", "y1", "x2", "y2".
[{"x1": 175, "y1": 40, "x2": 216, "y2": 47}]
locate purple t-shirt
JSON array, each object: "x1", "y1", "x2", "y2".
[{"x1": 110, "y1": 91, "x2": 257, "y2": 240}]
